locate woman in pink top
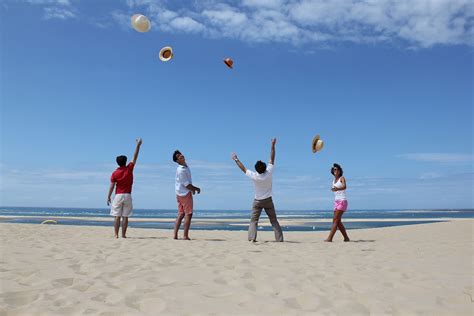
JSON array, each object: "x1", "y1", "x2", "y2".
[{"x1": 325, "y1": 163, "x2": 350, "y2": 242}]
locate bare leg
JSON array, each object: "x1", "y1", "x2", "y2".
[
  {"x1": 173, "y1": 213, "x2": 185, "y2": 239},
  {"x1": 325, "y1": 210, "x2": 344, "y2": 242},
  {"x1": 338, "y1": 221, "x2": 350, "y2": 241},
  {"x1": 183, "y1": 214, "x2": 193, "y2": 240},
  {"x1": 122, "y1": 217, "x2": 129, "y2": 238},
  {"x1": 113, "y1": 216, "x2": 121, "y2": 238}
]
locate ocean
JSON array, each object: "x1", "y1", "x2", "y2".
[{"x1": 0, "y1": 207, "x2": 472, "y2": 232}]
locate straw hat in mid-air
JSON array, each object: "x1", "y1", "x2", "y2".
[
  {"x1": 131, "y1": 14, "x2": 151, "y2": 33},
  {"x1": 223, "y1": 58, "x2": 234, "y2": 69},
  {"x1": 159, "y1": 46, "x2": 174, "y2": 62},
  {"x1": 312, "y1": 135, "x2": 324, "y2": 153}
]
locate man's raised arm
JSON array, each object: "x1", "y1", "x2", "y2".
[
  {"x1": 131, "y1": 138, "x2": 143, "y2": 165},
  {"x1": 231, "y1": 153, "x2": 247, "y2": 174},
  {"x1": 269, "y1": 138, "x2": 276, "y2": 165}
]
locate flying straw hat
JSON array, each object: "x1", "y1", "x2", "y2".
[
  {"x1": 131, "y1": 14, "x2": 151, "y2": 33},
  {"x1": 159, "y1": 46, "x2": 173, "y2": 62},
  {"x1": 312, "y1": 135, "x2": 324, "y2": 153},
  {"x1": 223, "y1": 58, "x2": 233, "y2": 68}
]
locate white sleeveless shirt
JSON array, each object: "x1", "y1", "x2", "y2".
[{"x1": 333, "y1": 177, "x2": 347, "y2": 201}]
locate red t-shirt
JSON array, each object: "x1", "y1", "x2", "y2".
[{"x1": 111, "y1": 162, "x2": 135, "y2": 194}]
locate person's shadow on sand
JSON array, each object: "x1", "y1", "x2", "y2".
[
  {"x1": 126, "y1": 236, "x2": 168, "y2": 240},
  {"x1": 201, "y1": 239, "x2": 226, "y2": 242},
  {"x1": 350, "y1": 240, "x2": 376, "y2": 243}
]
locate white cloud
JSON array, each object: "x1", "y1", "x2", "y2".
[
  {"x1": 419, "y1": 172, "x2": 442, "y2": 180},
  {"x1": 25, "y1": 0, "x2": 70, "y2": 4},
  {"x1": 242, "y1": 0, "x2": 284, "y2": 9},
  {"x1": 22, "y1": 0, "x2": 76, "y2": 20},
  {"x1": 43, "y1": 6, "x2": 75, "y2": 20},
  {"x1": 22, "y1": 0, "x2": 473, "y2": 47},
  {"x1": 111, "y1": 10, "x2": 132, "y2": 31},
  {"x1": 169, "y1": 16, "x2": 206, "y2": 33},
  {"x1": 398, "y1": 153, "x2": 473, "y2": 163},
  {"x1": 120, "y1": 0, "x2": 473, "y2": 48}
]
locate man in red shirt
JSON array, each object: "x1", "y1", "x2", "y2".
[{"x1": 107, "y1": 138, "x2": 142, "y2": 238}]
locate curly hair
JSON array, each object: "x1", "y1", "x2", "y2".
[
  {"x1": 172, "y1": 150, "x2": 182, "y2": 162},
  {"x1": 255, "y1": 160, "x2": 267, "y2": 174},
  {"x1": 331, "y1": 163, "x2": 343, "y2": 176}
]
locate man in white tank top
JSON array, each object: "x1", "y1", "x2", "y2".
[{"x1": 231, "y1": 138, "x2": 284, "y2": 242}]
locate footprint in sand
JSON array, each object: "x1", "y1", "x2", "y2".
[
  {"x1": 83, "y1": 308, "x2": 99, "y2": 314},
  {"x1": 157, "y1": 278, "x2": 176, "y2": 287},
  {"x1": 138, "y1": 298, "x2": 167, "y2": 314},
  {"x1": 1, "y1": 290, "x2": 39, "y2": 308},
  {"x1": 241, "y1": 272, "x2": 254, "y2": 279},
  {"x1": 214, "y1": 278, "x2": 227, "y2": 285},
  {"x1": 284, "y1": 297, "x2": 302, "y2": 309},
  {"x1": 18, "y1": 270, "x2": 37, "y2": 278},
  {"x1": 107, "y1": 271, "x2": 122, "y2": 278},
  {"x1": 52, "y1": 278, "x2": 74, "y2": 287},
  {"x1": 69, "y1": 263, "x2": 81, "y2": 273},
  {"x1": 91, "y1": 293, "x2": 107, "y2": 303},
  {"x1": 245, "y1": 283, "x2": 256, "y2": 292},
  {"x1": 343, "y1": 282, "x2": 354, "y2": 292},
  {"x1": 72, "y1": 282, "x2": 93, "y2": 292},
  {"x1": 204, "y1": 291, "x2": 234, "y2": 298},
  {"x1": 124, "y1": 295, "x2": 140, "y2": 310}
]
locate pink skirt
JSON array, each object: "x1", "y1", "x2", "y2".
[{"x1": 334, "y1": 199, "x2": 348, "y2": 211}]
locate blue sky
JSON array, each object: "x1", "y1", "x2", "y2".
[{"x1": 1, "y1": 0, "x2": 473, "y2": 210}]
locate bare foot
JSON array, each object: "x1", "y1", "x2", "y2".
[
  {"x1": 344, "y1": 238, "x2": 350, "y2": 242},
  {"x1": 122, "y1": 235, "x2": 127, "y2": 238},
  {"x1": 324, "y1": 239, "x2": 332, "y2": 242},
  {"x1": 173, "y1": 236, "x2": 178, "y2": 240},
  {"x1": 114, "y1": 235, "x2": 119, "y2": 239},
  {"x1": 184, "y1": 237, "x2": 191, "y2": 240}
]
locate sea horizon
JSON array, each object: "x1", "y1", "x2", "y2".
[{"x1": 1, "y1": 206, "x2": 472, "y2": 232}]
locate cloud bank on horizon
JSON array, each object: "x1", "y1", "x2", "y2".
[{"x1": 24, "y1": 0, "x2": 474, "y2": 48}]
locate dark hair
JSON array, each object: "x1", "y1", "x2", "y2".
[
  {"x1": 255, "y1": 160, "x2": 267, "y2": 174},
  {"x1": 331, "y1": 163, "x2": 343, "y2": 176},
  {"x1": 172, "y1": 150, "x2": 181, "y2": 162},
  {"x1": 116, "y1": 155, "x2": 127, "y2": 167}
]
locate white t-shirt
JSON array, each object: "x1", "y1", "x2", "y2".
[
  {"x1": 176, "y1": 165, "x2": 192, "y2": 196},
  {"x1": 245, "y1": 163, "x2": 274, "y2": 200}
]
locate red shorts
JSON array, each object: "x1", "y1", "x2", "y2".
[
  {"x1": 334, "y1": 199, "x2": 348, "y2": 211},
  {"x1": 177, "y1": 192, "x2": 193, "y2": 215}
]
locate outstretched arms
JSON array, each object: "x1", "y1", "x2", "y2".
[
  {"x1": 269, "y1": 138, "x2": 276, "y2": 165},
  {"x1": 231, "y1": 153, "x2": 247, "y2": 174},
  {"x1": 131, "y1": 138, "x2": 143, "y2": 165}
]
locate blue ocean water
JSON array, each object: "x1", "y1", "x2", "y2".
[{"x1": 0, "y1": 206, "x2": 472, "y2": 231}]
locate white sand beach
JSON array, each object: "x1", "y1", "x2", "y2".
[{"x1": 1, "y1": 220, "x2": 472, "y2": 315}]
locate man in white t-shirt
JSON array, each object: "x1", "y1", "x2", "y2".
[
  {"x1": 231, "y1": 138, "x2": 283, "y2": 242},
  {"x1": 172, "y1": 150, "x2": 201, "y2": 240}
]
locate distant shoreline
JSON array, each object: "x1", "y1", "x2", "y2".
[{"x1": 1, "y1": 215, "x2": 472, "y2": 223}]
